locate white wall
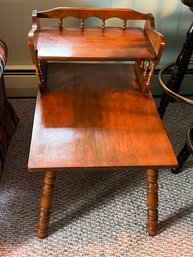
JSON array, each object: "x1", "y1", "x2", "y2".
[{"x1": 0, "y1": 0, "x2": 192, "y2": 96}]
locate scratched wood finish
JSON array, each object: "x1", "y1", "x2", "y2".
[{"x1": 28, "y1": 63, "x2": 177, "y2": 172}]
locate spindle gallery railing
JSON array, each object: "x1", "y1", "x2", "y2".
[
  {"x1": 34, "y1": 7, "x2": 149, "y2": 29},
  {"x1": 28, "y1": 7, "x2": 165, "y2": 93}
]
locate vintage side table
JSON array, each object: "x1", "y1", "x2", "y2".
[{"x1": 28, "y1": 7, "x2": 177, "y2": 239}]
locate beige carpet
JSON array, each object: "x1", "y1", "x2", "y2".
[{"x1": 0, "y1": 98, "x2": 193, "y2": 257}]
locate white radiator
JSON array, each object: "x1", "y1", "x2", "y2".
[{"x1": 4, "y1": 65, "x2": 37, "y2": 97}]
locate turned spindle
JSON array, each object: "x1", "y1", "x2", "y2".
[
  {"x1": 80, "y1": 19, "x2": 85, "y2": 29},
  {"x1": 101, "y1": 19, "x2": 106, "y2": 30},
  {"x1": 122, "y1": 20, "x2": 127, "y2": 30}
]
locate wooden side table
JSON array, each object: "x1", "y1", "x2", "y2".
[{"x1": 28, "y1": 7, "x2": 177, "y2": 239}]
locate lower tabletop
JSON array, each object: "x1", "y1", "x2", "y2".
[{"x1": 28, "y1": 63, "x2": 177, "y2": 171}]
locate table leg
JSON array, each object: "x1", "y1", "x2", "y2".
[
  {"x1": 36, "y1": 170, "x2": 57, "y2": 239},
  {"x1": 146, "y1": 168, "x2": 158, "y2": 236}
]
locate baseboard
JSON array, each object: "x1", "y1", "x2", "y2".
[
  {"x1": 4, "y1": 75, "x2": 37, "y2": 97},
  {"x1": 3, "y1": 65, "x2": 193, "y2": 97},
  {"x1": 4, "y1": 65, "x2": 37, "y2": 97}
]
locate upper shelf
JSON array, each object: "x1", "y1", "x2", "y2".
[
  {"x1": 28, "y1": 7, "x2": 164, "y2": 62},
  {"x1": 28, "y1": 7, "x2": 165, "y2": 93},
  {"x1": 36, "y1": 27, "x2": 155, "y2": 61}
]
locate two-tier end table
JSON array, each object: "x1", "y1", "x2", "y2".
[{"x1": 28, "y1": 7, "x2": 177, "y2": 238}]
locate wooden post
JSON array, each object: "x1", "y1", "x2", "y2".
[
  {"x1": 36, "y1": 171, "x2": 57, "y2": 239},
  {"x1": 146, "y1": 168, "x2": 158, "y2": 236}
]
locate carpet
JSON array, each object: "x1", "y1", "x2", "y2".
[{"x1": 0, "y1": 98, "x2": 193, "y2": 257}]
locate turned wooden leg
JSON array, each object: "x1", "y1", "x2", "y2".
[
  {"x1": 146, "y1": 168, "x2": 158, "y2": 236},
  {"x1": 36, "y1": 170, "x2": 57, "y2": 239}
]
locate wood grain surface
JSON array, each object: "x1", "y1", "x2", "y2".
[
  {"x1": 36, "y1": 27, "x2": 155, "y2": 61},
  {"x1": 28, "y1": 63, "x2": 177, "y2": 172}
]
